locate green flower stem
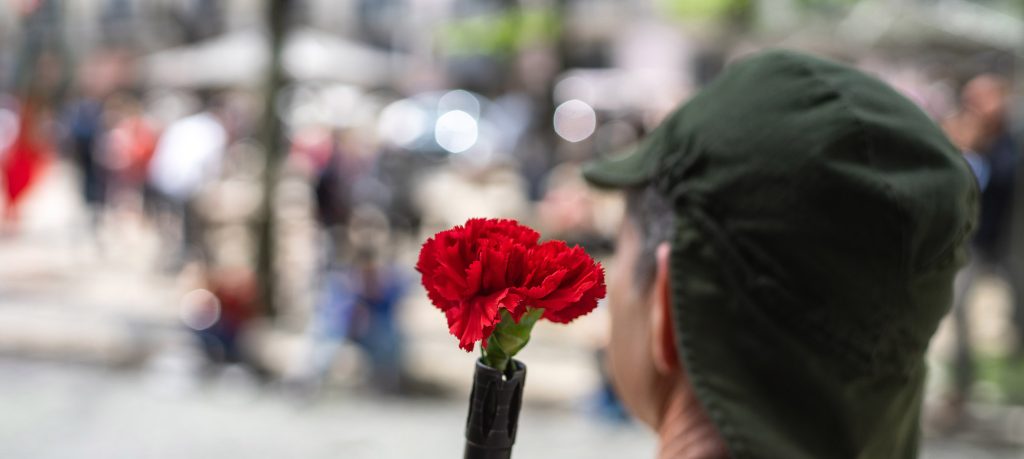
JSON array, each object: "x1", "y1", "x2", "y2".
[{"x1": 482, "y1": 307, "x2": 545, "y2": 374}]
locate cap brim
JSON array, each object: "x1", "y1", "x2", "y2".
[{"x1": 582, "y1": 132, "x2": 661, "y2": 189}]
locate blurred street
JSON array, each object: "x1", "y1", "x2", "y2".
[
  {"x1": 0, "y1": 165, "x2": 177, "y2": 366},
  {"x1": 0, "y1": 358, "x2": 1019, "y2": 459},
  {"x1": 0, "y1": 358, "x2": 656, "y2": 459}
]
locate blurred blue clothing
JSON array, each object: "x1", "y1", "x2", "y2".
[
  {"x1": 311, "y1": 263, "x2": 410, "y2": 390},
  {"x1": 963, "y1": 151, "x2": 990, "y2": 191},
  {"x1": 63, "y1": 98, "x2": 107, "y2": 205},
  {"x1": 315, "y1": 271, "x2": 357, "y2": 340},
  {"x1": 316, "y1": 264, "x2": 408, "y2": 336},
  {"x1": 973, "y1": 132, "x2": 1018, "y2": 262},
  {"x1": 65, "y1": 98, "x2": 104, "y2": 143}
]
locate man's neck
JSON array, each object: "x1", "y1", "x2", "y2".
[{"x1": 657, "y1": 386, "x2": 730, "y2": 459}]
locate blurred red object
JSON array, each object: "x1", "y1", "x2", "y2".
[
  {"x1": 108, "y1": 114, "x2": 158, "y2": 185},
  {"x1": 2, "y1": 101, "x2": 51, "y2": 222}
]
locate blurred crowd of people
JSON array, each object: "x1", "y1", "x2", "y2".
[
  {"x1": 0, "y1": 52, "x2": 625, "y2": 398},
  {"x1": 0, "y1": 7, "x2": 1021, "y2": 430}
]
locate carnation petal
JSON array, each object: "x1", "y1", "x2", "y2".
[
  {"x1": 445, "y1": 288, "x2": 521, "y2": 352},
  {"x1": 480, "y1": 246, "x2": 509, "y2": 293},
  {"x1": 522, "y1": 242, "x2": 605, "y2": 323},
  {"x1": 543, "y1": 270, "x2": 605, "y2": 323},
  {"x1": 518, "y1": 268, "x2": 568, "y2": 300}
]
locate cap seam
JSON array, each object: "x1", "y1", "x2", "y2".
[{"x1": 674, "y1": 206, "x2": 758, "y2": 458}]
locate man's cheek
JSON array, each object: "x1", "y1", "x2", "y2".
[
  {"x1": 607, "y1": 319, "x2": 651, "y2": 425},
  {"x1": 606, "y1": 328, "x2": 630, "y2": 403}
]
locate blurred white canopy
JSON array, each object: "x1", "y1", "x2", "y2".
[{"x1": 143, "y1": 27, "x2": 405, "y2": 88}]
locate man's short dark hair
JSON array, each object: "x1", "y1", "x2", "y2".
[{"x1": 624, "y1": 185, "x2": 676, "y2": 294}]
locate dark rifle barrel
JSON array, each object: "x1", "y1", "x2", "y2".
[{"x1": 464, "y1": 359, "x2": 526, "y2": 459}]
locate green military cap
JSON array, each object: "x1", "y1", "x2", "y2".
[{"x1": 585, "y1": 50, "x2": 978, "y2": 458}]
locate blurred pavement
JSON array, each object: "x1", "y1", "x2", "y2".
[{"x1": 0, "y1": 358, "x2": 1020, "y2": 459}]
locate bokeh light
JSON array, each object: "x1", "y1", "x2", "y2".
[
  {"x1": 378, "y1": 98, "x2": 428, "y2": 148},
  {"x1": 553, "y1": 99, "x2": 597, "y2": 143},
  {"x1": 438, "y1": 89, "x2": 481, "y2": 119},
  {"x1": 178, "y1": 289, "x2": 221, "y2": 331},
  {"x1": 435, "y1": 109, "x2": 479, "y2": 153}
]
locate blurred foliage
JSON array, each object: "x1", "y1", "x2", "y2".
[
  {"x1": 440, "y1": 7, "x2": 561, "y2": 56},
  {"x1": 976, "y1": 355, "x2": 1024, "y2": 405},
  {"x1": 792, "y1": 0, "x2": 862, "y2": 6},
  {"x1": 656, "y1": 0, "x2": 866, "y2": 23},
  {"x1": 655, "y1": 0, "x2": 753, "y2": 20}
]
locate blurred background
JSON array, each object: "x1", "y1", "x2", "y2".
[{"x1": 0, "y1": 0, "x2": 1022, "y2": 457}]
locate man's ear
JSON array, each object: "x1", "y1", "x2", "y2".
[{"x1": 650, "y1": 242, "x2": 680, "y2": 375}]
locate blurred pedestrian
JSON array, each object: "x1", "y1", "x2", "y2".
[
  {"x1": 345, "y1": 206, "x2": 409, "y2": 393},
  {"x1": 147, "y1": 94, "x2": 228, "y2": 270},
  {"x1": 179, "y1": 266, "x2": 259, "y2": 372},
  {"x1": 302, "y1": 205, "x2": 410, "y2": 394},
  {"x1": 944, "y1": 74, "x2": 1021, "y2": 420},
  {"x1": 103, "y1": 92, "x2": 158, "y2": 212},
  {"x1": 302, "y1": 127, "x2": 357, "y2": 266},
  {"x1": 202, "y1": 267, "x2": 258, "y2": 365},
  {"x1": 62, "y1": 93, "x2": 108, "y2": 237},
  {"x1": 2, "y1": 99, "x2": 52, "y2": 231}
]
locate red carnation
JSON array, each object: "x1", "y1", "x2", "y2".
[
  {"x1": 416, "y1": 219, "x2": 537, "y2": 351},
  {"x1": 417, "y1": 218, "x2": 605, "y2": 370},
  {"x1": 520, "y1": 240, "x2": 606, "y2": 324}
]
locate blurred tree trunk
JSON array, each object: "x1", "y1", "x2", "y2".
[
  {"x1": 533, "y1": 0, "x2": 566, "y2": 194},
  {"x1": 256, "y1": 0, "x2": 291, "y2": 317},
  {"x1": 13, "y1": 0, "x2": 69, "y2": 103}
]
